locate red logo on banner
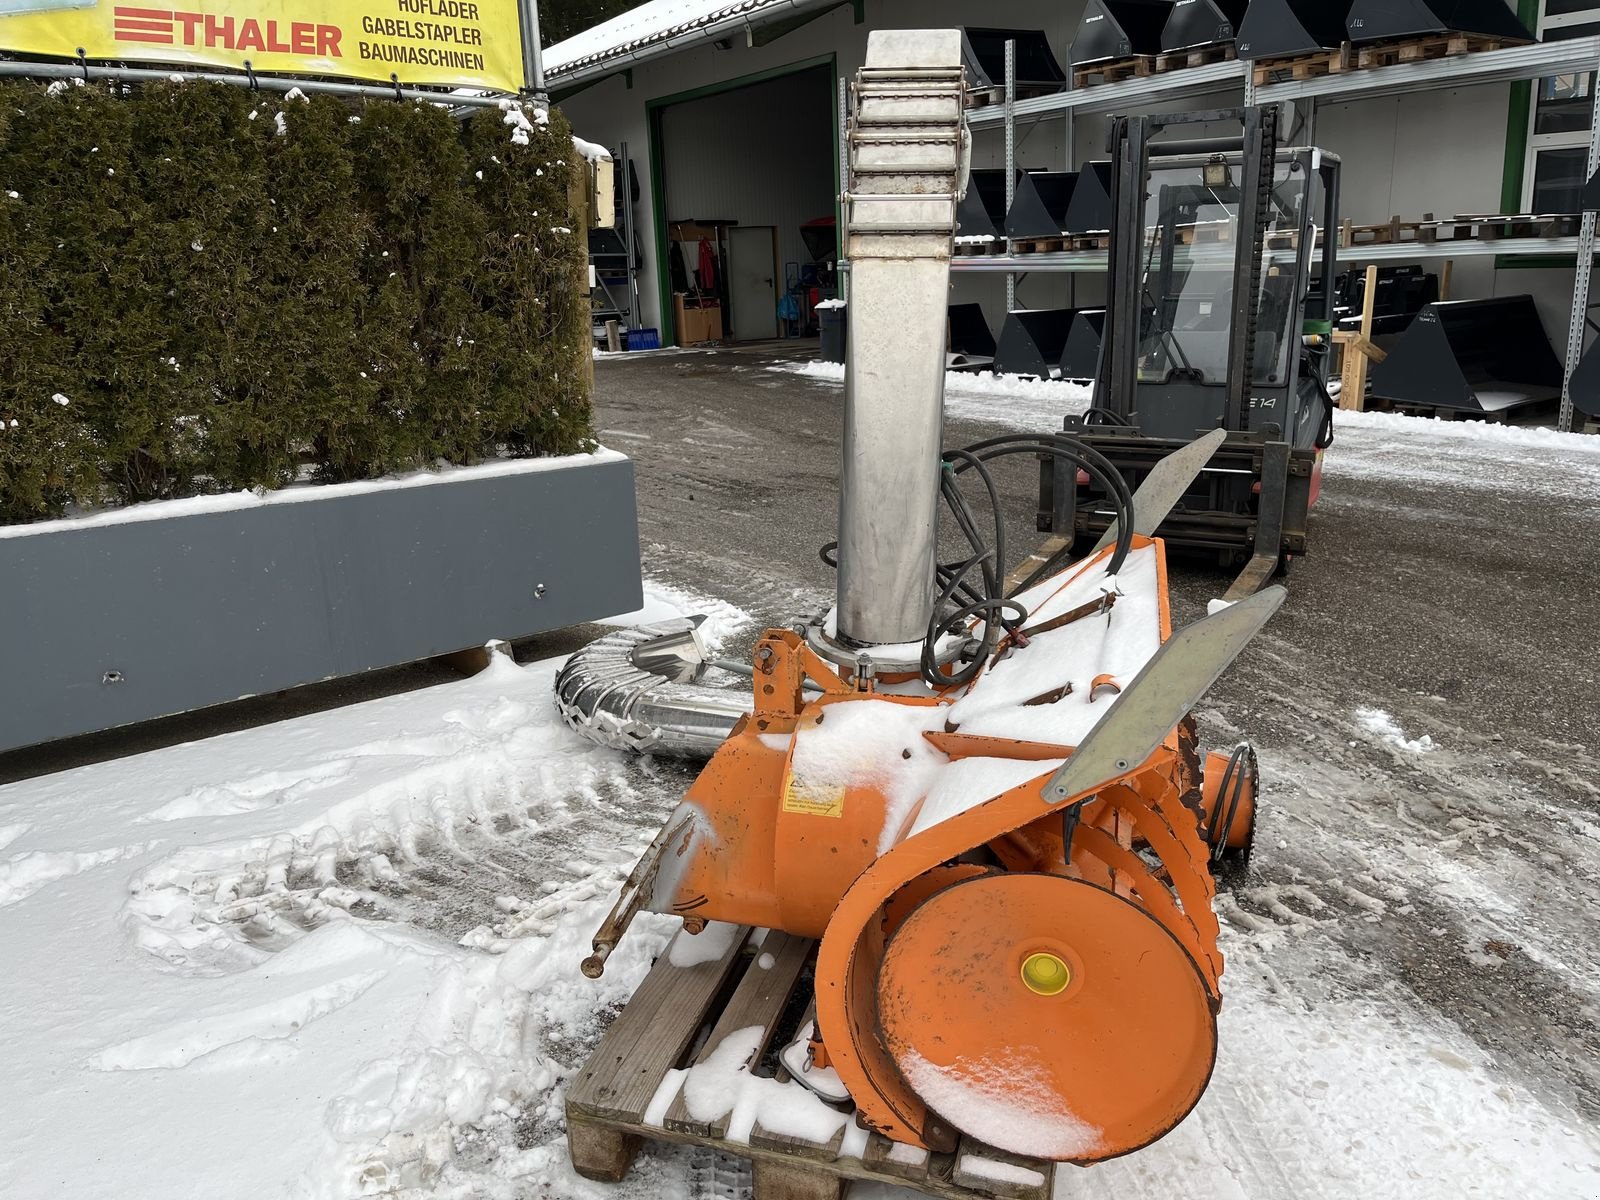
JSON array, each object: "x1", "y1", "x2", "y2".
[{"x1": 111, "y1": 8, "x2": 344, "y2": 57}]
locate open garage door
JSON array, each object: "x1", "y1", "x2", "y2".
[{"x1": 652, "y1": 61, "x2": 837, "y2": 345}]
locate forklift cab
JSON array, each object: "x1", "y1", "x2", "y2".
[{"x1": 1041, "y1": 107, "x2": 1341, "y2": 591}]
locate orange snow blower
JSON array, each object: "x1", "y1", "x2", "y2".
[{"x1": 560, "y1": 30, "x2": 1276, "y2": 1168}]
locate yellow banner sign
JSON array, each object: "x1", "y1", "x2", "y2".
[{"x1": 0, "y1": 0, "x2": 525, "y2": 94}]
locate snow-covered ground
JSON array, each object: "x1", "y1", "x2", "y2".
[{"x1": 6, "y1": 402, "x2": 1600, "y2": 1197}]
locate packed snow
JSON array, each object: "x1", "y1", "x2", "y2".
[
  {"x1": 6, "y1": 436, "x2": 1600, "y2": 1200},
  {"x1": 770, "y1": 359, "x2": 1094, "y2": 430}
]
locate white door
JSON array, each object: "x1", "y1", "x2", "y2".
[{"x1": 727, "y1": 226, "x2": 778, "y2": 342}]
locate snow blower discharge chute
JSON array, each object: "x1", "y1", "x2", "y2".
[{"x1": 557, "y1": 30, "x2": 1281, "y2": 1167}]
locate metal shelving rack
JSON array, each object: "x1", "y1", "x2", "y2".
[{"x1": 961, "y1": 34, "x2": 1600, "y2": 429}]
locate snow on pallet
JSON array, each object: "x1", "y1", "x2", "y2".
[{"x1": 566, "y1": 926, "x2": 1055, "y2": 1200}]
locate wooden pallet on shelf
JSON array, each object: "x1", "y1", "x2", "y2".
[
  {"x1": 1011, "y1": 236, "x2": 1070, "y2": 254},
  {"x1": 565, "y1": 927, "x2": 1057, "y2": 1200},
  {"x1": 1339, "y1": 215, "x2": 1438, "y2": 247},
  {"x1": 1250, "y1": 43, "x2": 1353, "y2": 86},
  {"x1": 966, "y1": 83, "x2": 1066, "y2": 109},
  {"x1": 1155, "y1": 42, "x2": 1238, "y2": 73},
  {"x1": 1071, "y1": 55, "x2": 1156, "y2": 88},
  {"x1": 1353, "y1": 31, "x2": 1528, "y2": 70},
  {"x1": 1437, "y1": 212, "x2": 1581, "y2": 241}
]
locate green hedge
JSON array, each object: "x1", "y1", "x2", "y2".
[{"x1": 0, "y1": 81, "x2": 593, "y2": 523}]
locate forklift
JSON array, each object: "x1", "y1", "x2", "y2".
[{"x1": 1038, "y1": 106, "x2": 1341, "y2": 599}]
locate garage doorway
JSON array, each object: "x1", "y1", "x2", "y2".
[{"x1": 650, "y1": 58, "x2": 837, "y2": 345}]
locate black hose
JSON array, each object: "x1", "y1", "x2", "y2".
[{"x1": 815, "y1": 430, "x2": 1138, "y2": 691}]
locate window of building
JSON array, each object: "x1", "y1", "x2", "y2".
[{"x1": 1526, "y1": 2, "x2": 1600, "y2": 212}]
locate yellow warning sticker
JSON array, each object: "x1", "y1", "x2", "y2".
[{"x1": 782, "y1": 774, "x2": 846, "y2": 818}]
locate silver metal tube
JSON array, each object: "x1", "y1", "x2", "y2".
[
  {"x1": 835, "y1": 30, "x2": 967, "y2": 648},
  {"x1": 555, "y1": 622, "x2": 751, "y2": 758},
  {"x1": 520, "y1": 0, "x2": 548, "y2": 99},
  {"x1": 0, "y1": 59, "x2": 517, "y2": 109}
]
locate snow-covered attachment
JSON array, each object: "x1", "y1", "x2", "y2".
[
  {"x1": 562, "y1": 28, "x2": 1276, "y2": 1185},
  {"x1": 554, "y1": 617, "x2": 750, "y2": 757}
]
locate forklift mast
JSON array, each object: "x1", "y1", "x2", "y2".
[{"x1": 1041, "y1": 106, "x2": 1341, "y2": 597}]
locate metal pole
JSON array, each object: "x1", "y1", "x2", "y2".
[
  {"x1": 520, "y1": 0, "x2": 548, "y2": 102},
  {"x1": 1558, "y1": 53, "x2": 1600, "y2": 432},
  {"x1": 839, "y1": 75, "x2": 850, "y2": 305},
  {"x1": 0, "y1": 58, "x2": 517, "y2": 108},
  {"x1": 1005, "y1": 38, "x2": 1017, "y2": 313},
  {"x1": 620, "y1": 139, "x2": 639, "y2": 329}
]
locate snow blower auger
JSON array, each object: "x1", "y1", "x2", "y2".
[{"x1": 559, "y1": 30, "x2": 1275, "y2": 1172}]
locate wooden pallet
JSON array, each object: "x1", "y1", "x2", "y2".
[
  {"x1": 1250, "y1": 43, "x2": 1352, "y2": 86},
  {"x1": 954, "y1": 240, "x2": 1000, "y2": 257},
  {"x1": 1437, "y1": 212, "x2": 1581, "y2": 241},
  {"x1": 1155, "y1": 43, "x2": 1237, "y2": 73},
  {"x1": 1011, "y1": 236, "x2": 1069, "y2": 254},
  {"x1": 1072, "y1": 55, "x2": 1155, "y2": 88},
  {"x1": 1353, "y1": 32, "x2": 1526, "y2": 70},
  {"x1": 966, "y1": 83, "x2": 1065, "y2": 109},
  {"x1": 566, "y1": 927, "x2": 1056, "y2": 1200},
  {"x1": 1339, "y1": 214, "x2": 1439, "y2": 247}
]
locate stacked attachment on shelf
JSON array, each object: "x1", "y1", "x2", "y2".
[
  {"x1": 1368, "y1": 297, "x2": 1563, "y2": 416},
  {"x1": 1162, "y1": 0, "x2": 1247, "y2": 52},
  {"x1": 1071, "y1": 0, "x2": 1174, "y2": 75},
  {"x1": 1345, "y1": 0, "x2": 1535, "y2": 46},
  {"x1": 961, "y1": 26, "x2": 1067, "y2": 99},
  {"x1": 1236, "y1": 0, "x2": 1354, "y2": 59},
  {"x1": 1064, "y1": 161, "x2": 1116, "y2": 234},
  {"x1": 1007, "y1": 171, "x2": 1080, "y2": 243},
  {"x1": 956, "y1": 167, "x2": 1010, "y2": 245}
]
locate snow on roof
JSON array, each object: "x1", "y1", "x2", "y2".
[{"x1": 545, "y1": 0, "x2": 822, "y2": 79}]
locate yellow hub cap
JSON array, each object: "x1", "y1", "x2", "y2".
[{"x1": 1021, "y1": 952, "x2": 1071, "y2": 996}]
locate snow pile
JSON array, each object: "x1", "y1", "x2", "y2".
[
  {"x1": 786, "y1": 699, "x2": 947, "y2": 853},
  {"x1": 662, "y1": 1025, "x2": 858, "y2": 1146},
  {"x1": 768, "y1": 359, "x2": 1092, "y2": 430},
  {"x1": 598, "y1": 578, "x2": 752, "y2": 650},
  {"x1": 0, "y1": 604, "x2": 713, "y2": 1198},
  {"x1": 948, "y1": 545, "x2": 1162, "y2": 746},
  {"x1": 1356, "y1": 706, "x2": 1436, "y2": 753}
]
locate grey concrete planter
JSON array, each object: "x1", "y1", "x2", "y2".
[{"x1": 0, "y1": 451, "x2": 642, "y2": 753}]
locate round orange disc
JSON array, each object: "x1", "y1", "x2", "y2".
[{"x1": 875, "y1": 873, "x2": 1216, "y2": 1163}]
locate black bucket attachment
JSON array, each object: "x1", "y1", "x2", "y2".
[
  {"x1": 1071, "y1": 1, "x2": 1173, "y2": 66},
  {"x1": 1063, "y1": 161, "x2": 1115, "y2": 235},
  {"x1": 800, "y1": 217, "x2": 836, "y2": 264},
  {"x1": 1006, "y1": 172, "x2": 1079, "y2": 241},
  {"x1": 1236, "y1": 0, "x2": 1353, "y2": 58},
  {"x1": 1345, "y1": 0, "x2": 1533, "y2": 44},
  {"x1": 1334, "y1": 265, "x2": 1438, "y2": 336},
  {"x1": 996, "y1": 309, "x2": 1076, "y2": 379},
  {"x1": 949, "y1": 303, "x2": 999, "y2": 361},
  {"x1": 1162, "y1": 0, "x2": 1248, "y2": 51},
  {"x1": 1368, "y1": 297, "x2": 1562, "y2": 414},
  {"x1": 958, "y1": 168, "x2": 1011, "y2": 244},
  {"x1": 1060, "y1": 309, "x2": 1107, "y2": 381},
  {"x1": 1569, "y1": 341, "x2": 1600, "y2": 420},
  {"x1": 961, "y1": 27, "x2": 1068, "y2": 88}
]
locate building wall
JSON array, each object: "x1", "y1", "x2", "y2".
[
  {"x1": 657, "y1": 65, "x2": 838, "y2": 303},
  {"x1": 557, "y1": 0, "x2": 1579, "y2": 357}
]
